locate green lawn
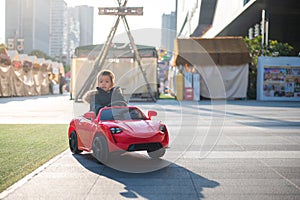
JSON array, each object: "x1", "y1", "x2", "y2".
[
  {"x1": 159, "y1": 93, "x2": 175, "y2": 99},
  {"x1": 0, "y1": 124, "x2": 69, "y2": 193}
]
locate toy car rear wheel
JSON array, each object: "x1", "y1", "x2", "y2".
[
  {"x1": 147, "y1": 148, "x2": 166, "y2": 159},
  {"x1": 92, "y1": 136, "x2": 109, "y2": 164},
  {"x1": 69, "y1": 131, "x2": 82, "y2": 154}
]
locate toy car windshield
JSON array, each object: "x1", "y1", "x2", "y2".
[{"x1": 100, "y1": 107, "x2": 147, "y2": 121}]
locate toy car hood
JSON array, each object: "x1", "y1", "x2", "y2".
[{"x1": 104, "y1": 120, "x2": 161, "y2": 136}]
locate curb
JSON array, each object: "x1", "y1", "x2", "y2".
[{"x1": 0, "y1": 150, "x2": 69, "y2": 199}]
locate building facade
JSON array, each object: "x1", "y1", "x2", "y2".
[
  {"x1": 5, "y1": 1, "x2": 94, "y2": 64},
  {"x1": 67, "y1": 5, "x2": 94, "y2": 61},
  {"x1": 49, "y1": 0, "x2": 67, "y2": 60},
  {"x1": 66, "y1": 7, "x2": 80, "y2": 63},
  {"x1": 161, "y1": 12, "x2": 176, "y2": 53},
  {"x1": 5, "y1": 0, "x2": 51, "y2": 54},
  {"x1": 75, "y1": 6, "x2": 94, "y2": 47},
  {"x1": 176, "y1": 0, "x2": 300, "y2": 54}
]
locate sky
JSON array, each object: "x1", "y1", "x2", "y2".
[
  {"x1": 0, "y1": 0, "x2": 4, "y2": 43},
  {"x1": 0, "y1": 0, "x2": 176, "y2": 46}
]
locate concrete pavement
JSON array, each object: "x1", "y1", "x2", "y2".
[
  {"x1": 0, "y1": 94, "x2": 73, "y2": 124},
  {"x1": 0, "y1": 95, "x2": 300, "y2": 199}
]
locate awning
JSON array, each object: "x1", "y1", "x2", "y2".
[{"x1": 174, "y1": 37, "x2": 251, "y2": 66}]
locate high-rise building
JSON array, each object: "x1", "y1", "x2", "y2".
[
  {"x1": 5, "y1": 0, "x2": 50, "y2": 54},
  {"x1": 66, "y1": 5, "x2": 94, "y2": 61},
  {"x1": 66, "y1": 7, "x2": 80, "y2": 62},
  {"x1": 5, "y1": 0, "x2": 67, "y2": 58},
  {"x1": 161, "y1": 12, "x2": 176, "y2": 53},
  {"x1": 75, "y1": 6, "x2": 94, "y2": 46},
  {"x1": 49, "y1": 0, "x2": 67, "y2": 59}
]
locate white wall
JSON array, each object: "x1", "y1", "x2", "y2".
[
  {"x1": 202, "y1": 0, "x2": 256, "y2": 38},
  {"x1": 177, "y1": 0, "x2": 201, "y2": 38}
]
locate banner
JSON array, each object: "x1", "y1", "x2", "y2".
[{"x1": 257, "y1": 56, "x2": 300, "y2": 101}]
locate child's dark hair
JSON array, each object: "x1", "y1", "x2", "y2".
[{"x1": 97, "y1": 70, "x2": 115, "y2": 84}]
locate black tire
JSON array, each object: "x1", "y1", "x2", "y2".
[
  {"x1": 147, "y1": 148, "x2": 166, "y2": 159},
  {"x1": 69, "y1": 131, "x2": 82, "y2": 154},
  {"x1": 92, "y1": 136, "x2": 109, "y2": 164}
]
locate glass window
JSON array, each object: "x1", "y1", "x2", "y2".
[
  {"x1": 100, "y1": 108, "x2": 146, "y2": 121},
  {"x1": 243, "y1": 0, "x2": 250, "y2": 6}
]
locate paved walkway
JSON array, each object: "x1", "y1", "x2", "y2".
[
  {"x1": 0, "y1": 94, "x2": 73, "y2": 124},
  {"x1": 0, "y1": 96, "x2": 300, "y2": 199}
]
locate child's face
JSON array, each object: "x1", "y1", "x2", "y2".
[{"x1": 98, "y1": 75, "x2": 113, "y2": 92}]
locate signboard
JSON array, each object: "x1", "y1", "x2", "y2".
[
  {"x1": 257, "y1": 56, "x2": 300, "y2": 101},
  {"x1": 7, "y1": 38, "x2": 14, "y2": 50},
  {"x1": 98, "y1": 7, "x2": 143, "y2": 16},
  {"x1": 17, "y1": 39, "x2": 24, "y2": 52},
  {"x1": 193, "y1": 73, "x2": 200, "y2": 101},
  {"x1": 184, "y1": 71, "x2": 192, "y2": 88},
  {"x1": 7, "y1": 38, "x2": 24, "y2": 52},
  {"x1": 52, "y1": 67, "x2": 59, "y2": 74}
]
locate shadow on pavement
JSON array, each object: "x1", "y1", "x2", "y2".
[
  {"x1": 179, "y1": 103, "x2": 300, "y2": 128},
  {"x1": 73, "y1": 152, "x2": 220, "y2": 199}
]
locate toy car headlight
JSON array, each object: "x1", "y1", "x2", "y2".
[
  {"x1": 110, "y1": 127, "x2": 122, "y2": 134},
  {"x1": 159, "y1": 125, "x2": 167, "y2": 133}
]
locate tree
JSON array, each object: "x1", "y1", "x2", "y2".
[
  {"x1": 244, "y1": 36, "x2": 294, "y2": 66},
  {"x1": 268, "y1": 40, "x2": 294, "y2": 57},
  {"x1": 28, "y1": 49, "x2": 71, "y2": 73},
  {"x1": 0, "y1": 44, "x2": 6, "y2": 49},
  {"x1": 28, "y1": 49, "x2": 55, "y2": 60}
]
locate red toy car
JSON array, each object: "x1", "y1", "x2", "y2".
[{"x1": 68, "y1": 106, "x2": 169, "y2": 163}]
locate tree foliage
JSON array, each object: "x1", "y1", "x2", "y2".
[
  {"x1": 244, "y1": 36, "x2": 294, "y2": 66},
  {"x1": 0, "y1": 44, "x2": 6, "y2": 49},
  {"x1": 28, "y1": 49, "x2": 55, "y2": 60},
  {"x1": 268, "y1": 40, "x2": 294, "y2": 56}
]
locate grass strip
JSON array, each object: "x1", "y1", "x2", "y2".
[
  {"x1": 0, "y1": 124, "x2": 69, "y2": 192},
  {"x1": 159, "y1": 93, "x2": 175, "y2": 99}
]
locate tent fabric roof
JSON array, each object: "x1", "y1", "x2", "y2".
[
  {"x1": 174, "y1": 37, "x2": 251, "y2": 66},
  {"x1": 7, "y1": 50, "x2": 20, "y2": 61},
  {"x1": 75, "y1": 43, "x2": 158, "y2": 59}
]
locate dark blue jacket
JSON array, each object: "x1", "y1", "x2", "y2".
[{"x1": 89, "y1": 86, "x2": 127, "y2": 114}]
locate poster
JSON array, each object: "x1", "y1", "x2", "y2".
[
  {"x1": 193, "y1": 73, "x2": 200, "y2": 101},
  {"x1": 257, "y1": 56, "x2": 300, "y2": 101},
  {"x1": 184, "y1": 71, "x2": 193, "y2": 88},
  {"x1": 286, "y1": 68, "x2": 300, "y2": 97},
  {"x1": 263, "y1": 67, "x2": 286, "y2": 97},
  {"x1": 263, "y1": 67, "x2": 300, "y2": 98}
]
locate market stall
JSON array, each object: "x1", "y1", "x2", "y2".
[
  {"x1": 172, "y1": 37, "x2": 251, "y2": 100},
  {"x1": 71, "y1": 43, "x2": 158, "y2": 101},
  {"x1": 0, "y1": 47, "x2": 63, "y2": 97}
]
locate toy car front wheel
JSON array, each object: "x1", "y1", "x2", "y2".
[
  {"x1": 147, "y1": 148, "x2": 166, "y2": 159},
  {"x1": 69, "y1": 131, "x2": 82, "y2": 154},
  {"x1": 92, "y1": 136, "x2": 109, "y2": 164}
]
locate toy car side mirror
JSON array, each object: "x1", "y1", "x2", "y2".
[
  {"x1": 148, "y1": 110, "x2": 157, "y2": 119},
  {"x1": 83, "y1": 111, "x2": 95, "y2": 120}
]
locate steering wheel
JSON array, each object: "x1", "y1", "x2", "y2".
[{"x1": 108, "y1": 100, "x2": 128, "y2": 107}]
